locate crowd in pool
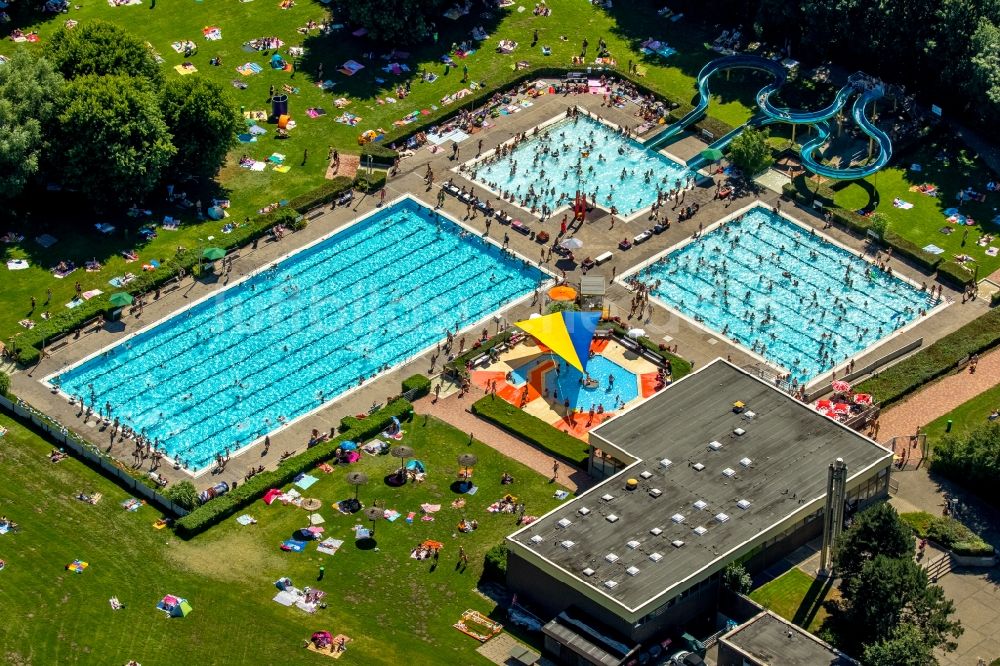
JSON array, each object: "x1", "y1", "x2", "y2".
[
  {"x1": 462, "y1": 108, "x2": 689, "y2": 218},
  {"x1": 630, "y1": 207, "x2": 938, "y2": 384}
]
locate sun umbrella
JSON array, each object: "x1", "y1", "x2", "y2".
[
  {"x1": 302, "y1": 498, "x2": 322, "y2": 511},
  {"x1": 815, "y1": 399, "x2": 833, "y2": 411},
  {"x1": 700, "y1": 147, "x2": 724, "y2": 162},
  {"x1": 627, "y1": 328, "x2": 646, "y2": 339},
  {"x1": 548, "y1": 285, "x2": 577, "y2": 301},
  {"x1": 364, "y1": 507, "x2": 384, "y2": 521},
  {"x1": 457, "y1": 453, "x2": 479, "y2": 467},
  {"x1": 832, "y1": 380, "x2": 851, "y2": 393},
  {"x1": 832, "y1": 402, "x2": 851, "y2": 414},
  {"x1": 307, "y1": 525, "x2": 324, "y2": 535},
  {"x1": 345, "y1": 471, "x2": 368, "y2": 502},
  {"x1": 853, "y1": 393, "x2": 873, "y2": 406},
  {"x1": 391, "y1": 445, "x2": 414, "y2": 478},
  {"x1": 202, "y1": 247, "x2": 226, "y2": 261},
  {"x1": 108, "y1": 292, "x2": 133, "y2": 307},
  {"x1": 559, "y1": 237, "x2": 584, "y2": 250}
]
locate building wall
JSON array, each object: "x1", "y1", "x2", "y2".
[{"x1": 717, "y1": 641, "x2": 762, "y2": 666}]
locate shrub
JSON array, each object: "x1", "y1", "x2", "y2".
[
  {"x1": 899, "y1": 511, "x2": 935, "y2": 538},
  {"x1": 855, "y1": 307, "x2": 1000, "y2": 405},
  {"x1": 722, "y1": 562, "x2": 753, "y2": 594},
  {"x1": 285, "y1": 176, "x2": 354, "y2": 213},
  {"x1": 926, "y1": 516, "x2": 978, "y2": 547},
  {"x1": 951, "y1": 540, "x2": 995, "y2": 557},
  {"x1": 830, "y1": 207, "x2": 872, "y2": 234},
  {"x1": 359, "y1": 142, "x2": 398, "y2": 167},
  {"x1": 0, "y1": 371, "x2": 10, "y2": 397},
  {"x1": 338, "y1": 397, "x2": 414, "y2": 434},
  {"x1": 471, "y1": 395, "x2": 589, "y2": 467},
  {"x1": 882, "y1": 231, "x2": 942, "y2": 271},
  {"x1": 401, "y1": 374, "x2": 431, "y2": 399},
  {"x1": 165, "y1": 480, "x2": 199, "y2": 510},
  {"x1": 483, "y1": 541, "x2": 509, "y2": 580},
  {"x1": 692, "y1": 116, "x2": 736, "y2": 143},
  {"x1": 354, "y1": 169, "x2": 387, "y2": 194},
  {"x1": 936, "y1": 260, "x2": 975, "y2": 289},
  {"x1": 932, "y1": 422, "x2": 1000, "y2": 504},
  {"x1": 992, "y1": 291, "x2": 1000, "y2": 307}
]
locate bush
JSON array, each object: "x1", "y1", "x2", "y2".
[
  {"x1": 176, "y1": 399, "x2": 413, "y2": 537},
  {"x1": 401, "y1": 374, "x2": 431, "y2": 399},
  {"x1": 285, "y1": 176, "x2": 354, "y2": 214},
  {"x1": 447, "y1": 329, "x2": 515, "y2": 378},
  {"x1": 932, "y1": 422, "x2": 1000, "y2": 504},
  {"x1": 165, "y1": 480, "x2": 199, "y2": 510},
  {"x1": 354, "y1": 169, "x2": 387, "y2": 194},
  {"x1": 927, "y1": 516, "x2": 978, "y2": 547},
  {"x1": 855, "y1": 307, "x2": 1000, "y2": 405},
  {"x1": 0, "y1": 371, "x2": 10, "y2": 397},
  {"x1": 992, "y1": 291, "x2": 1000, "y2": 307},
  {"x1": 722, "y1": 562, "x2": 753, "y2": 594},
  {"x1": 471, "y1": 395, "x2": 589, "y2": 467},
  {"x1": 692, "y1": 116, "x2": 736, "y2": 143},
  {"x1": 483, "y1": 542, "x2": 509, "y2": 581},
  {"x1": 359, "y1": 142, "x2": 398, "y2": 167},
  {"x1": 899, "y1": 511, "x2": 936, "y2": 538},
  {"x1": 882, "y1": 231, "x2": 942, "y2": 271},
  {"x1": 951, "y1": 539, "x2": 995, "y2": 557},
  {"x1": 338, "y1": 397, "x2": 414, "y2": 434},
  {"x1": 830, "y1": 207, "x2": 872, "y2": 234},
  {"x1": 936, "y1": 260, "x2": 975, "y2": 289}
]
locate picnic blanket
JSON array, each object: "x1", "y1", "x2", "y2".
[
  {"x1": 202, "y1": 26, "x2": 222, "y2": 40},
  {"x1": 352, "y1": 526, "x2": 371, "y2": 539},
  {"x1": 295, "y1": 474, "x2": 319, "y2": 490},
  {"x1": 338, "y1": 59, "x2": 364, "y2": 76},
  {"x1": 316, "y1": 538, "x2": 343, "y2": 555},
  {"x1": 306, "y1": 107, "x2": 327, "y2": 118},
  {"x1": 892, "y1": 198, "x2": 914, "y2": 209},
  {"x1": 121, "y1": 498, "x2": 142, "y2": 512},
  {"x1": 922, "y1": 244, "x2": 945, "y2": 255},
  {"x1": 237, "y1": 62, "x2": 264, "y2": 76},
  {"x1": 336, "y1": 112, "x2": 361, "y2": 126},
  {"x1": 6, "y1": 259, "x2": 29, "y2": 270},
  {"x1": 236, "y1": 514, "x2": 257, "y2": 525},
  {"x1": 281, "y1": 539, "x2": 308, "y2": 552}
]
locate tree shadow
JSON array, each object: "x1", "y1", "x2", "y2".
[{"x1": 790, "y1": 575, "x2": 835, "y2": 630}]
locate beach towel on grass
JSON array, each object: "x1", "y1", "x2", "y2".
[
  {"x1": 121, "y1": 498, "x2": 142, "y2": 511},
  {"x1": 892, "y1": 198, "x2": 914, "y2": 209},
  {"x1": 316, "y1": 538, "x2": 343, "y2": 555},
  {"x1": 295, "y1": 474, "x2": 318, "y2": 490},
  {"x1": 281, "y1": 539, "x2": 308, "y2": 552},
  {"x1": 236, "y1": 514, "x2": 256, "y2": 525}
]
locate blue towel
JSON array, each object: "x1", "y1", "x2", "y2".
[
  {"x1": 295, "y1": 474, "x2": 318, "y2": 490},
  {"x1": 281, "y1": 539, "x2": 307, "y2": 552}
]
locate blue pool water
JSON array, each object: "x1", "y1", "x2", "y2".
[
  {"x1": 637, "y1": 206, "x2": 934, "y2": 382},
  {"x1": 53, "y1": 199, "x2": 543, "y2": 471},
  {"x1": 467, "y1": 114, "x2": 690, "y2": 217},
  {"x1": 510, "y1": 354, "x2": 639, "y2": 412}
]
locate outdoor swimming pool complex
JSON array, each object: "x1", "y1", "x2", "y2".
[
  {"x1": 637, "y1": 206, "x2": 934, "y2": 383},
  {"x1": 53, "y1": 199, "x2": 544, "y2": 471},
  {"x1": 467, "y1": 113, "x2": 690, "y2": 217},
  {"x1": 510, "y1": 354, "x2": 639, "y2": 412}
]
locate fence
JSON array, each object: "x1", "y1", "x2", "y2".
[
  {"x1": 803, "y1": 337, "x2": 924, "y2": 403},
  {"x1": 0, "y1": 394, "x2": 189, "y2": 517}
]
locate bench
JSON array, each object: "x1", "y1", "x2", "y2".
[
  {"x1": 634, "y1": 231, "x2": 652, "y2": 244},
  {"x1": 595, "y1": 251, "x2": 613, "y2": 265},
  {"x1": 511, "y1": 220, "x2": 530, "y2": 235}
]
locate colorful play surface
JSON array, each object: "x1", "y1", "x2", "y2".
[{"x1": 470, "y1": 338, "x2": 663, "y2": 439}]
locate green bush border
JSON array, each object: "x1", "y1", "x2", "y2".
[
  {"x1": 401, "y1": 374, "x2": 431, "y2": 399},
  {"x1": 856, "y1": 307, "x2": 1000, "y2": 405},
  {"x1": 599, "y1": 322, "x2": 692, "y2": 378},
  {"x1": 353, "y1": 169, "x2": 387, "y2": 194},
  {"x1": 899, "y1": 512, "x2": 994, "y2": 557},
  {"x1": 174, "y1": 398, "x2": 414, "y2": 537},
  {"x1": 471, "y1": 394, "x2": 589, "y2": 467}
]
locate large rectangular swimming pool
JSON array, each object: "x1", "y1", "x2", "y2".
[{"x1": 51, "y1": 198, "x2": 544, "y2": 471}]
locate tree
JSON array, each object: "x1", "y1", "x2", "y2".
[
  {"x1": 868, "y1": 212, "x2": 889, "y2": 240},
  {"x1": 46, "y1": 20, "x2": 162, "y2": 84},
  {"x1": 53, "y1": 75, "x2": 174, "y2": 209},
  {"x1": 932, "y1": 423, "x2": 1000, "y2": 502},
  {"x1": 840, "y1": 555, "x2": 961, "y2": 655},
  {"x1": 160, "y1": 78, "x2": 242, "y2": 179},
  {"x1": 165, "y1": 480, "x2": 198, "y2": 510},
  {"x1": 332, "y1": 0, "x2": 448, "y2": 44},
  {"x1": 721, "y1": 562, "x2": 752, "y2": 595},
  {"x1": 834, "y1": 502, "x2": 912, "y2": 584},
  {"x1": 0, "y1": 51, "x2": 64, "y2": 200},
  {"x1": 0, "y1": 370, "x2": 10, "y2": 397},
  {"x1": 728, "y1": 127, "x2": 771, "y2": 177},
  {"x1": 962, "y1": 19, "x2": 1000, "y2": 127},
  {"x1": 862, "y1": 623, "x2": 937, "y2": 666}
]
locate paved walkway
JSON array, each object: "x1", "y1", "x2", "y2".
[
  {"x1": 876, "y1": 345, "x2": 1000, "y2": 463},
  {"x1": 413, "y1": 392, "x2": 593, "y2": 494}
]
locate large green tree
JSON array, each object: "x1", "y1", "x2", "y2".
[
  {"x1": 834, "y1": 502, "x2": 912, "y2": 584},
  {"x1": 160, "y1": 78, "x2": 242, "y2": 179},
  {"x1": 728, "y1": 126, "x2": 771, "y2": 177},
  {"x1": 862, "y1": 623, "x2": 937, "y2": 666},
  {"x1": 840, "y1": 555, "x2": 962, "y2": 657},
  {"x1": 333, "y1": 0, "x2": 448, "y2": 44},
  {"x1": 54, "y1": 75, "x2": 174, "y2": 208},
  {"x1": 932, "y1": 422, "x2": 1000, "y2": 501},
  {"x1": 0, "y1": 51, "x2": 64, "y2": 200},
  {"x1": 46, "y1": 20, "x2": 162, "y2": 84}
]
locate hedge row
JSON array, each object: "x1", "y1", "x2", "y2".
[
  {"x1": 936, "y1": 260, "x2": 976, "y2": 289},
  {"x1": 174, "y1": 398, "x2": 414, "y2": 537},
  {"x1": 359, "y1": 142, "x2": 399, "y2": 167},
  {"x1": 353, "y1": 169, "x2": 388, "y2": 194},
  {"x1": 401, "y1": 374, "x2": 432, "y2": 399},
  {"x1": 470, "y1": 394, "x2": 589, "y2": 467},
  {"x1": 855, "y1": 307, "x2": 1000, "y2": 405},
  {"x1": 900, "y1": 512, "x2": 994, "y2": 557},
  {"x1": 447, "y1": 329, "x2": 516, "y2": 378},
  {"x1": 286, "y1": 176, "x2": 354, "y2": 214}
]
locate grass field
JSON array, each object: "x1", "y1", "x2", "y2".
[
  {"x1": 832, "y1": 136, "x2": 1000, "y2": 276},
  {"x1": 0, "y1": 411, "x2": 565, "y2": 665},
  {"x1": 923, "y1": 381, "x2": 1000, "y2": 449},
  {"x1": 0, "y1": 0, "x2": 764, "y2": 345},
  {"x1": 748, "y1": 568, "x2": 838, "y2": 634}
]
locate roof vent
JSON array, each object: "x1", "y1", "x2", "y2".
[
  {"x1": 709, "y1": 440, "x2": 723, "y2": 451},
  {"x1": 604, "y1": 580, "x2": 619, "y2": 589},
  {"x1": 626, "y1": 540, "x2": 640, "y2": 549},
  {"x1": 649, "y1": 552, "x2": 663, "y2": 562},
  {"x1": 557, "y1": 518, "x2": 573, "y2": 528},
  {"x1": 672, "y1": 540, "x2": 685, "y2": 548},
  {"x1": 660, "y1": 458, "x2": 673, "y2": 469},
  {"x1": 671, "y1": 513, "x2": 685, "y2": 524},
  {"x1": 625, "y1": 479, "x2": 639, "y2": 491},
  {"x1": 561, "y1": 540, "x2": 576, "y2": 549},
  {"x1": 606, "y1": 514, "x2": 619, "y2": 523},
  {"x1": 692, "y1": 462, "x2": 705, "y2": 472},
  {"x1": 649, "y1": 488, "x2": 662, "y2": 498},
  {"x1": 715, "y1": 513, "x2": 730, "y2": 523},
  {"x1": 740, "y1": 457, "x2": 753, "y2": 468},
  {"x1": 583, "y1": 567, "x2": 595, "y2": 577},
  {"x1": 650, "y1": 527, "x2": 663, "y2": 536},
  {"x1": 626, "y1": 566, "x2": 640, "y2": 576},
  {"x1": 530, "y1": 535, "x2": 543, "y2": 544},
  {"x1": 605, "y1": 552, "x2": 619, "y2": 563},
  {"x1": 737, "y1": 499, "x2": 752, "y2": 510},
  {"x1": 722, "y1": 467, "x2": 736, "y2": 478},
  {"x1": 601, "y1": 493, "x2": 615, "y2": 502},
  {"x1": 693, "y1": 499, "x2": 708, "y2": 511},
  {"x1": 578, "y1": 506, "x2": 591, "y2": 516},
  {"x1": 693, "y1": 526, "x2": 708, "y2": 536},
  {"x1": 745, "y1": 411, "x2": 756, "y2": 419},
  {"x1": 733, "y1": 427, "x2": 746, "y2": 436},
  {"x1": 640, "y1": 471, "x2": 652, "y2": 480}
]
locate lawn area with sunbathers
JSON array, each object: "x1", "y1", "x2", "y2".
[
  {"x1": 0, "y1": 0, "x2": 761, "y2": 343},
  {"x1": 0, "y1": 411, "x2": 566, "y2": 664}
]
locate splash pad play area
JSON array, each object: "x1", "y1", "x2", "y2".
[{"x1": 468, "y1": 312, "x2": 665, "y2": 439}]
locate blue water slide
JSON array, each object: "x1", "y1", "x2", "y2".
[
  {"x1": 757, "y1": 83, "x2": 854, "y2": 124},
  {"x1": 798, "y1": 87, "x2": 891, "y2": 179}
]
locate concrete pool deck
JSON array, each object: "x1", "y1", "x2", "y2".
[{"x1": 9, "y1": 82, "x2": 992, "y2": 490}]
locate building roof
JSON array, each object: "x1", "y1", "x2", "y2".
[
  {"x1": 720, "y1": 611, "x2": 859, "y2": 665},
  {"x1": 507, "y1": 360, "x2": 892, "y2": 615}
]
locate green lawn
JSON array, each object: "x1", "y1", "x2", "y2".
[
  {"x1": 832, "y1": 137, "x2": 1000, "y2": 276},
  {"x1": 0, "y1": 0, "x2": 761, "y2": 346},
  {"x1": 748, "y1": 568, "x2": 838, "y2": 634},
  {"x1": 924, "y1": 381, "x2": 1000, "y2": 449},
  {"x1": 0, "y1": 411, "x2": 565, "y2": 665}
]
